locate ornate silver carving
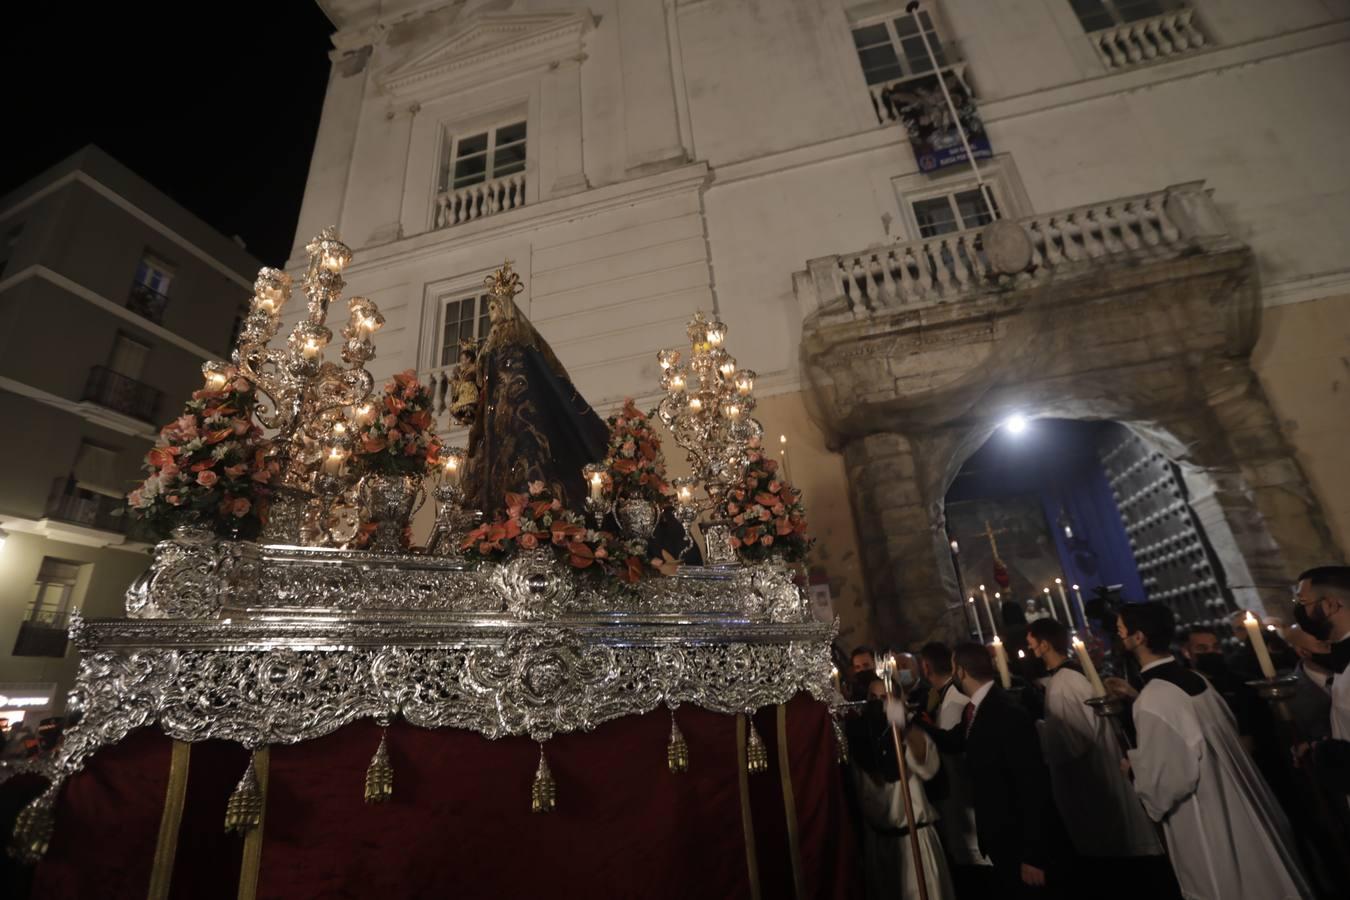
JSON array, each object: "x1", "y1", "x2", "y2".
[
  {"x1": 43, "y1": 531, "x2": 832, "y2": 791},
  {"x1": 490, "y1": 549, "x2": 577, "y2": 620},
  {"x1": 615, "y1": 498, "x2": 658, "y2": 540},
  {"x1": 125, "y1": 535, "x2": 813, "y2": 622},
  {"x1": 360, "y1": 474, "x2": 424, "y2": 553}
]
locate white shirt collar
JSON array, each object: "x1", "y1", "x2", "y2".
[
  {"x1": 1140, "y1": 656, "x2": 1176, "y2": 675},
  {"x1": 969, "y1": 680, "x2": 994, "y2": 709}
]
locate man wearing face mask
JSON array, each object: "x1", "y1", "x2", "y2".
[
  {"x1": 1179, "y1": 625, "x2": 1257, "y2": 753},
  {"x1": 1025, "y1": 619, "x2": 1164, "y2": 880},
  {"x1": 1299, "y1": 567, "x2": 1350, "y2": 794},
  {"x1": 1115, "y1": 602, "x2": 1311, "y2": 899}
]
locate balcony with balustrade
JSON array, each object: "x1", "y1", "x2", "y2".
[
  {"x1": 44, "y1": 476, "x2": 128, "y2": 535},
  {"x1": 796, "y1": 181, "x2": 1237, "y2": 323},
  {"x1": 1088, "y1": 8, "x2": 1208, "y2": 70},
  {"x1": 434, "y1": 172, "x2": 527, "y2": 230}
]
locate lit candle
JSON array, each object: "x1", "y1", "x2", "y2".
[
  {"x1": 257, "y1": 295, "x2": 277, "y2": 314},
  {"x1": 1243, "y1": 611, "x2": 1277, "y2": 679},
  {"x1": 206, "y1": 372, "x2": 227, "y2": 390},
  {"x1": 735, "y1": 370, "x2": 755, "y2": 397},
  {"x1": 991, "y1": 636, "x2": 1012, "y2": 688},
  {"x1": 1043, "y1": 587, "x2": 1059, "y2": 621},
  {"x1": 677, "y1": 484, "x2": 693, "y2": 505},
  {"x1": 979, "y1": 584, "x2": 997, "y2": 639},
  {"x1": 1072, "y1": 634, "x2": 1106, "y2": 696},
  {"x1": 968, "y1": 597, "x2": 984, "y2": 643},
  {"x1": 688, "y1": 396, "x2": 703, "y2": 412},
  {"x1": 332, "y1": 421, "x2": 346, "y2": 436},
  {"x1": 355, "y1": 404, "x2": 375, "y2": 426},
  {"x1": 1055, "y1": 578, "x2": 1073, "y2": 626},
  {"x1": 1072, "y1": 584, "x2": 1086, "y2": 624},
  {"x1": 589, "y1": 471, "x2": 605, "y2": 501},
  {"x1": 670, "y1": 373, "x2": 686, "y2": 393},
  {"x1": 725, "y1": 403, "x2": 741, "y2": 421},
  {"x1": 302, "y1": 338, "x2": 321, "y2": 359},
  {"x1": 323, "y1": 447, "x2": 343, "y2": 475},
  {"x1": 831, "y1": 665, "x2": 841, "y2": 697},
  {"x1": 442, "y1": 454, "x2": 461, "y2": 487}
]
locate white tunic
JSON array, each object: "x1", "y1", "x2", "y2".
[
  {"x1": 1127, "y1": 663, "x2": 1312, "y2": 900},
  {"x1": 1038, "y1": 667, "x2": 1162, "y2": 858},
  {"x1": 1330, "y1": 638, "x2": 1350, "y2": 740},
  {"x1": 853, "y1": 729, "x2": 956, "y2": 900},
  {"x1": 930, "y1": 683, "x2": 990, "y2": 868}
]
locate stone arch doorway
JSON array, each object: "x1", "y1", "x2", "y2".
[
  {"x1": 796, "y1": 188, "x2": 1343, "y2": 645},
  {"x1": 942, "y1": 416, "x2": 1245, "y2": 644}
]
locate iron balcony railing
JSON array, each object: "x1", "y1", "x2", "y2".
[
  {"x1": 44, "y1": 476, "x2": 128, "y2": 533},
  {"x1": 83, "y1": 365, "x2": 162, "y2": 423},
  {"x1": 126, "y1": 282, "x2": 170, "y2": 325}
]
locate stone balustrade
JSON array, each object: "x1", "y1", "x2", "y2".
[
  {"x1": 797, "y1": 181, "x2": 1231, "y2": 319},
  {"x1": 434, "y1": 172, "x2": 527, "y2": 229},
  {"x1": 1090, "y1": 8, "x2": 1207, "y2": 70}
]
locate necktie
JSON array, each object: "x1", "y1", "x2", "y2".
[{"x1": 962, "y1": 702, "x2": 976, "y2": 736}]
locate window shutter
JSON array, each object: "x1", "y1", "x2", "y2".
[{"x1": 73, "y1": 442, "x2": 124, "y2": 498}]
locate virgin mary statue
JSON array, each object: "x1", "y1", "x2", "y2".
[{"x1": 458, "y1": 261, "x2": 609, "y2": 515}]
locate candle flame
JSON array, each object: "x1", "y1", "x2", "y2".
[
  {"x1": 1244, "y1": 611, "x2": 1257, "y2": 625},
  {"x1": 1055, "y1": 577, "x2": 1062, "y2": 584}
]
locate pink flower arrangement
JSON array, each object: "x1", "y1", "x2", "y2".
[
  {"x1": 461, "y1": 480, "x2": 657, "y2": 583},
  {"x1": 602, "y1": 400, "x2": 674, "y2": 505},
  {"x1": 128, "y1": 367, "x2": 277, "y2": 537},
  {"x1": 351, "y1": 370, "x2": 442, "y2": 477},
  {"x1": 722, "y1": 441, "x2": 812, "y2": 563}
]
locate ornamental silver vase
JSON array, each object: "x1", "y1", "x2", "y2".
[
  {"x1": 616, "y1": 498, "x2": 658, "y2": 541},
  {"x1": 361, "y1": 474, "x2": 422, "y2": 553}
]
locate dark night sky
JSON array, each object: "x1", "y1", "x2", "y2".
[{"x1": 1, "y1": 2, "x2": 336, "y2": 264}]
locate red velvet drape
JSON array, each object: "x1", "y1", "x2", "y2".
[{"x1": 29, "y1": 694, "x2": 858, "y2": 899}]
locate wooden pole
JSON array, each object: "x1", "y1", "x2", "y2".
[{"x1": 883, "y1": 676, "x2": 930, "y2": 900}]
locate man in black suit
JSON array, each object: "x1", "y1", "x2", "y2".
[{"x1": 925, "y1": 641, "x2": 1055, "y2": 895}]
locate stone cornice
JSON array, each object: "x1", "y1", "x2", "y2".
[
  {"x1": 379, "y1": 11, "x2": 591, "y2": 100},
  {"x1": 290, "y1": 162, "x2": 712, "y2": 277}
]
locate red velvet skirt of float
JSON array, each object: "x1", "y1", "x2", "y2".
[{"x1": 30, "y1": 694, "x2": 857, "y2": 899}]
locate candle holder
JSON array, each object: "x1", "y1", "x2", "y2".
[
  {"x1": 426, "y1": 448, "x2": 477, "y2": 558},
  {"x1": 671, "y1": 475, "x2": 700, "y2": 559},
  {"x1": 1245, "y1": 674, "x2": 1299, "y2": 722},
  {"x1": 1085, "y1": 695, "x2": 1131, "y2": 719},
  {"x1": 234, "y1": 228, "x2": 385, "y2": 547},
  {"x1": 582, "y1": 463, "x2": 612, "y2": 525}
]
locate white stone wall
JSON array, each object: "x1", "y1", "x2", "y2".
[{"x1": 294, "y1": 0, "x2": 1350, "y2": 408}]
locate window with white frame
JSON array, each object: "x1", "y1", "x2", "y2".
[
  {"x1": 911, "y1": 186, "x2": 999, "y2": 238},
  {"x1": 134, "y1": 252, "x2": 174, "y2": 296},
  {"x1": 438, "y1": 120, "x2": 527, "y2": 195},
  {"x1": 1068, "y1": 0, "x2": 1178, "y2": 31},
  {"x1": 436, "y1": 292, "x2": 492, "y2": 367},
  {"x1": 850, "y1": 7, "x2": 949, "y2": 87}
]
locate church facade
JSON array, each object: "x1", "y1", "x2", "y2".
[{"x1": 291, "y1": 0, "x2": 1350, "y2": 646}]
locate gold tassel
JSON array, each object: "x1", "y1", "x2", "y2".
[
  {"x1": 746, "y1": 716, "x2": 769, "y2": 775},
  {"x1": 224, "y1": 756, "x2": 264, "y2": 833},
  {"x1": 667, "y1": 711, "x2": 689, "y2": 774},
  {"x1": 531, "y1": 747, "x2": 556, "y2": 814},
  {"x1": 364, "y1": 730, "x2": 394, "y2": 804},
  {"x1": 7, "y1": 784, "x2": 58, "y2": 864},
  {"x1": 831, "y1": 716, "x2": 849, "y2": 765}
]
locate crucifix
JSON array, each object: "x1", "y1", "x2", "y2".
[{"x1": 963, "y1": 520, "x2": 1010, "y2": 640}]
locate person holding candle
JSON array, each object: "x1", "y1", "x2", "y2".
[
  {"x1": 853, "y1": 675, "x2": 956, "y2": 900},
  {"x1": 1025, "y1": 620, "x2": 1164, "y2": 874},
  {"x1": 1114, "y1": 602, "x2": 1311, "y2": 900},
  {"x1": 925, "y1": 642, "x2": 1057, "y2": 895}
]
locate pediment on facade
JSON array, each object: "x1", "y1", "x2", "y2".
[{"x1": 381, "y1": 10, "x2": 591, "y2": 98}]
